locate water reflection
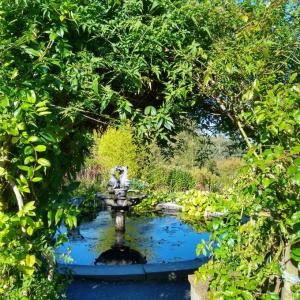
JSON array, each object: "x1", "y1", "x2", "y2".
[{"x1": 56, "y1": 211, "x2": 210, "y2": 265}]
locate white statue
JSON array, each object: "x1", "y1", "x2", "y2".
[
  {"x1": 107, "y1": 167, "x2": 119, "y2": 191},
  {"x1": 119, "y1": 166, "x2": 130, "y2": 189},
  {"x1": 107, "y1": 166, "x2": 130, "y2": 191}
]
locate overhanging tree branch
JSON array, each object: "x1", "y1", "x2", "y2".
[{"x1": 8, "y1": 178, "x2": 24, "y2": 211}]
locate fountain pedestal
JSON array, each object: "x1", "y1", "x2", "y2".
[
  {"x1": 115, "y1": 210, "x2": 125, "y2": 233},
  {"x1": 94, "y1": 166, "x2": 146, "y2": 265}
]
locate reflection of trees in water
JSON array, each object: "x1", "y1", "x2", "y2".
[
  {"x1": 124, "y1": 216, "x2": 153, "y2": 259},
  {"x1": 93, "y1": 214, "x2": 157, "y2": 259},
  {"x1": 94, "y1": 225, "x2": 116, "y2": 253}
]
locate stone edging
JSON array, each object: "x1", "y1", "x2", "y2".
[{"x1": 58, "y1": 257, "x2": 208, "y2": 281}]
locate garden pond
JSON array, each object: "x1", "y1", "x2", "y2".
[{"x1": 56, "y1": 211, "x2": 210, "y2": 265}]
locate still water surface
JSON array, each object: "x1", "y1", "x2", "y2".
[{"x1": 56, "y1": 211, "x2": 209, "y2": 265}]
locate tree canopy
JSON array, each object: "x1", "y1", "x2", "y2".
[{"x1": 0, "y1": 0, "x2": 299, "y2": 298}]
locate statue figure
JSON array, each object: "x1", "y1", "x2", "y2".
[
  {"x1": 107, "y1": 166, "x2": 130, "y2": 192},
  {"x1": 118, "y1": 166, "x2": 130, "y2": 189},
  {"x1": 107, "y1": 166, "x2": 120, "y2": 192}
]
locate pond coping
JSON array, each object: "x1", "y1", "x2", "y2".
[{"x1": 58, "y1": 257, "x2": 208, "y2": 281}]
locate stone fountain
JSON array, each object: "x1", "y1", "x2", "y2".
[
  {"x1": 94, "y1": 166, "x2": 146, "y2": 265},
  {"x1": 57, "y1": 165, "x2": 210, "y2": 281}
]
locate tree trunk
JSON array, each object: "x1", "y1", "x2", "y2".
[
  {"x1": 281, "y1": 243, "x2": 299, "y2": 300},
  {"x1": 9, "y1": 179, "x2": 24, "y2": 211}
]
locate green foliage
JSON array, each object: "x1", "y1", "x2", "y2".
[
  {"x1": 97, "y1": 124, "x2": 139, "y2": 178},
  {"x1": 128, "y1": 178, "x2": 148, "y2": 192},
  {"x1": 195, "y1": 0, "x2": 299, "y2": 139},
  {"x1": 0, "y1": 203, "x2": 73, "y2": 299},
  {"x1": 134, "y1": 189, "x2": 234, "y2": 229},
  {"x1": 139, "y1": 131, "x2": 242, "y2": 192},
  {"x1": 190, "y1": 158, "x2": 244, "y2": 192},
  {"x1": 0, "y1": 0, "x2": 217, "y2": 142},
  {"x1": 0, "y1": 0, "x2": 299, "y2": 298},
  {"x1": 0, "y1": 90, "x2": 55, "y2": 202},
  {"x1": 167, "y1": 169, "x2": 196, "y2": 192},
  {"x1": 141, "y1": 165, "x2": 170, "y2": 191},
  {"x1": 0, "y1": 87, "x2": 72, "y2": 297},
  {"x1": 140, "y1": 164, "x2": 197, "y2": 192},
  {"x1": 186, "y1": 1, "x2": 300, "y2": 296},
  {"x1": 135, "y1": 66, "x2": 300, "y2": 299},
  {"x1": 192, "y1": 82, "x2": 300, "y2": 298},
  {"x1": 70, "y1": 187, "x2": 100, "y2": 221},
  {"x1": 133, "y1": 190, "x2": 177, "y2": 215}
]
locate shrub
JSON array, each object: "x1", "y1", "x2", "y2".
[
  {"x1": 128, "y1": 178, "x2": 148, "y2": 192},
  {"x1": 167, "y1": 169, "x2": 196, "y2": 191},
  {"x1": 216, "y1": 157, "x2": 243, "y2": 175},
  {"x1": 0, "y1": 204, "x2": 72, "y2": 299},
  {"x1": 191, "y1": 167, "x2": 219, "y2": 191},
  {"x1": 141, "y1": 165, "x2": 170, "y2": 191},
  {"x1": 97, "y1": 124, "x2": 139, "y2": 179},
  {"x1": 190, "y1": 157, "x2": 243, "y2": 192}
]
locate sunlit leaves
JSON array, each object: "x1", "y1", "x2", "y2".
[
  {"x1": 292, "y1": 173, "x2": 300, "y2": 186},
  {"x1": 37, "y1": 158, "x2": 51, "y2": 167},
  {"x1": 34, "y1": 145, "x2": 46, "y2": 152},
  {"x1": 25, "y1": 255, "x2": 36, "y2": 268},
  {"x1": 196, "y1": 82, "x2": 299, "y2": 298},
  {"x1": 0, "y1": 0, "x2": 83, "y2": 297},
  {"x1": 18, "y1": 201, "x2": 36, "y2": 217},
  {"x1": 144, "y1": 106, "x2": 156, "y2": 116},
  {"x1": 0, "y1": 0, "x2": 299, "y2": 298},
  {"x1": 23, "y1": 47, "x2": 41, "y2": 58},
  {"x1": 29, "y1": 177, "x2": 42, "y2": 184}
]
